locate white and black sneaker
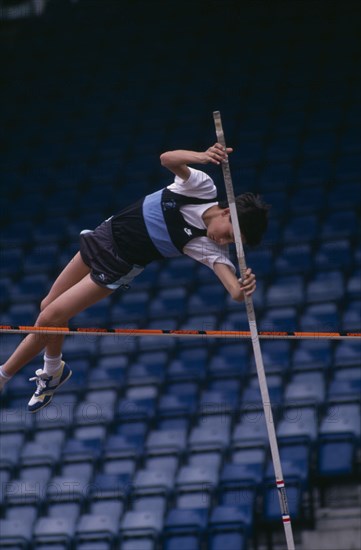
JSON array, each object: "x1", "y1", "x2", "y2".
[{"x1": 28, "y1": 361, "x2": 72, "y2": 413}]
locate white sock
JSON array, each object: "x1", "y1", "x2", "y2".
[
  {"x1": 0, "y1": 366, "x2": 11, "y2": 390},
  {"x1": 43, "y1": 354, "x2": 62, "y2": 377}
]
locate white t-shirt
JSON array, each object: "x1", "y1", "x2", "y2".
[{"x1": 167, "y1": 167, "x2": 236, "y2": 272}]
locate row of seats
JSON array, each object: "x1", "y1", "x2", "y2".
[{"x1": 1, "y1": 403, "x2": 358, "y2": 547}]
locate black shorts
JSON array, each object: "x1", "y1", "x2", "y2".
[{"x1": 79, "y1": 219, "x2": 144, "y2": 290}]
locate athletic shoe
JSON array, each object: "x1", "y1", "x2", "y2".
[{"x1": 27, "y1": 361, "x2": 72, "y2": 413}]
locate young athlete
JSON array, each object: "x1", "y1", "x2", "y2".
[{"x1": 0, "y1": 143, "x2": 269, "y2": 412}]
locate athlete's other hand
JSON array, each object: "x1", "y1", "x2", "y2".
[
  {"x1": 202, "y1": 143, "x2": 233, "y2": 165},
  {"x1": 239, "y1": 268, "x2": 256, "y2": 296}
]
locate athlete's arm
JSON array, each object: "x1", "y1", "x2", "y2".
[
  {"x1": 160, "y1": 143, "x2": 233, "y2": 180},
  {"x1": 213, "y1": 263, "x2": 256, "y2": 302}
]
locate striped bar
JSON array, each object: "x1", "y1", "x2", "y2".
[{"x1": 0, "y1": 325, "x2": 360, "y2": 339}]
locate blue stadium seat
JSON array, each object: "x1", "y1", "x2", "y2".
[
  {"x1": 163, "y1": 508, "x2": 208, "y2": 550},
  {"x1": 334, "y1": 340, "x2": 361, "y2": 367},
  {"x1": 149, "y1": 287, "x2": 188, "y2": 318},
  {"x1": 90, "y1": 498, "x2": 124, "y2": 521},
  {"x1": 242, "y1": 373, "x2": 283, "y2": 405},
  {"x1": 244, "y1": 247, "x2": 274, "y2": 277},
  {"x1": 232, "y1": 410, "x2": 269, "y2": 447},
  {"x1": 342, "y1": 300, "x2": 361, "y2": 331},
  {"x1": 120, "y1": 510, "x2": 163, "y2": 547},
  {"x1": 208, "y1": 342, "x2": 251, "y2": 379},
  {"x1": 317, "y1": 433, "x2": 357, "y2": 479},
  {"x1": 146, "y1": 428, "x2": 188, "y2": 455},
  {"x1": 260, "y1": 307, "x2": 297, "y2": 332},
  {"x1": 0, "y1": 518, "x2": 33, "y2": 549},
  {"x1": 175, "y1": 465, "x2": 218, "y2": 510},
  {"x1": 250, "y1": 340, "x2": 292, "y2": 375},
  {"x1": 115, "y1": 291, "x2": 151, "y2": 322},
  {"x1": 321, "y1": 210, "x2": 358, "y2": 240},
  {"x1": 23, "y1": 244, "x2": 60, "y2": 275},
  {"x1": 327, "y1": 366, "x2": 361, "y2": 402},
  {"x1": 292, "y1": 340, "x2": 333, "y2": 370},
  {"x1": 34, "y1": 395, "x2": 77, "y2": 430},
  {"x1": 259, "y1": 163, "x2": 295, "y2": 192},
  {"x1": 284, "y1": 371, "x2": 325, "y2": 405},
  {"x1": 117, "y1": 386, "x2": 158, "y2": 423},
  {"x1": 188, "y1": 423, "x2": 231, "y2": 455},
  {"x1": 0, "y1": 251, "x2": 24, "y2": 282},
  {"x1": 20, "y1": 440, "x2": 62, "y2": 467},
  {"x1": 9, "y1": 273, "x2": 51, "y2": 305},
  {"x1": 283, "y1": 215, "x2": 319, "y2": 243},
  {"x1": 132, "y1": 468, "x2": 174, "y2": 501},
  {"x1": 274, "y1": 244, "x2": 313, "y2": 275},
  {"x1": 277, "y1": 405, "x2": 318, "y2": 442},
  {"x1": 62, "y1": 437, "x2": 102, "y2": 464},
  {"x1": 298, "y1": 159, "x2": 333, "y2": 186},
  {"x1": 167, "y1": 347, "x2": 208, "y2": 383},
  {"x1": 314, "y1": 239, "x2": 352, "y2": 271},
  {"x1": 33, "y1": 516, "x2": 75, "y2": 547},
  {"x1": 0, "y1": 221, "x2": 34, "y2": 248},
  {"x1": 0, "y1": 432, "x2": 25, "y2": 469},
  {"x1": 75, "y1": 514, "x2": 119, "y2": 546},
  {"x1": 74, "y1": 389, "x2": 116, "y2": 425},
  {"x1": 306, "y1": 271, "x2": 344, "y2": 303},
  {"x1": 88, "y1": 357, "x2": 127, "y2": 390},
  {"x1": 300, "y1": 303, "x2": 340, "y2": 332},
  {"x1": 290, "y1": 186, "x2": 325, "y2": 214},
  {"x1": 187, "y1": 284, "x2": 227, "y2": 314},
  {"x1": 266, "y1": 275, "x2": 304, "y2": 307},
  {"x1": 5, "y1": 503, "x2": 38, "y2": 525},
  {"x1": 157, "y1": 256, "x2": 196, "y2": 287},
  {"x1": 6, "y1": 465, "x2": 52, "y2": 505},
  {"x1": 61, "y1": 461, "x2": 93, "y2": 484},
  {"x1": 327, "y1": 181, "x2": 360, "y2": 210},
  {"x1": 266, "y1": 136, "x2": 300, "y2": 162},
  {"x1": 102, "y1": 434, "x2": 139, "y2": 463},
  {"x1": 47, "y1": 502, "x2": 82, "y2": 524}
]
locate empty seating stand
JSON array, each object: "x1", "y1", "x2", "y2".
[{"x1": 0, "y1": 1, "x2": 360, "y2": 548}]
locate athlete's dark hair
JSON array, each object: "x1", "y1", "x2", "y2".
[{"x1": 219, "y1": 192, "x2": 270, "y2": 246}]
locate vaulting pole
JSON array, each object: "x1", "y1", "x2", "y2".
[{"x1": 213, "y1": 110, "x2": 296, "y2": 549}]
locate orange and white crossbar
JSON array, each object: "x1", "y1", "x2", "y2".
[{"x1": 0, "y1": 325, "x2": 360, "y2": 339}]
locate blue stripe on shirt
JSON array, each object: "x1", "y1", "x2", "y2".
[{"x1": 142, "y1": 190, "x2": 181, "y2": 258}]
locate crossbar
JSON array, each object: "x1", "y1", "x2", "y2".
[{"x1": 0, "y1": 325, "x2": 360, "y2": 339}]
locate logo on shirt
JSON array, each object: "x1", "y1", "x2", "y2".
[
  {"x1": 162, "y1": 199, "x2": 177, "y2": 210},
  {"x1": 184, "y1": 227, "x2": 193, "y2": 236}
]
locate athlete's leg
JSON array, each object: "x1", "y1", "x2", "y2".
[
  {"x1": 2, "y1": 271, "x2": 113, "y2": 377},
  {"x1": 39, "y1": 252, "x2": 90, "y2": 357}
]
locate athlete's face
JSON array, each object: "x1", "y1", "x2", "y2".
[{"x1": 206, "y1": 208, "x2": 235, "y2": 246}]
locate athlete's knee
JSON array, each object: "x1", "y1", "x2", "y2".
[
  {"x1": 40, "y1": 295, "x2": 51, "y2": 312},
  {"x1": 37, "y1": 305, "x2": 68, "y2": 327}
]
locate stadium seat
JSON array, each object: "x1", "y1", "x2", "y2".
[
  {"x1": 266, "y1": 275, "x2": 304, "y2": 307},
  {"x1": 284, "y1": 371, "x2": 325, "y2": 405},
  {"x1": 277, "y1": 406, "x2": 318, "y2": 442},
  {"x1": 208, "y1": 506, "x2": 248, "y2": 550},
  {"x1": 163, "y1": 508, "x2": 208, "y2": 550},
  {"x1": 33, "y1": 516, "x2": 75, "y2": 547},
  {"x1": 306, "y1": 271, "x2": 344, "y2": 303},
  {"x1": 0, "y1": 518, "x2": 33, "y2": 549},
  {"x1": 120, "y1": 510, "x2": 163, "y2": 547},
  {"x1": 75, "y1": 514, "x2": 119, "y2": 546},
  {"x1": 274, "y1": 244, "x2": 313, "y2": 276}
]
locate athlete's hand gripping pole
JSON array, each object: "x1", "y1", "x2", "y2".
[{"x1": 213, "y1": 110, "x2": 296, "y2": 550}]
